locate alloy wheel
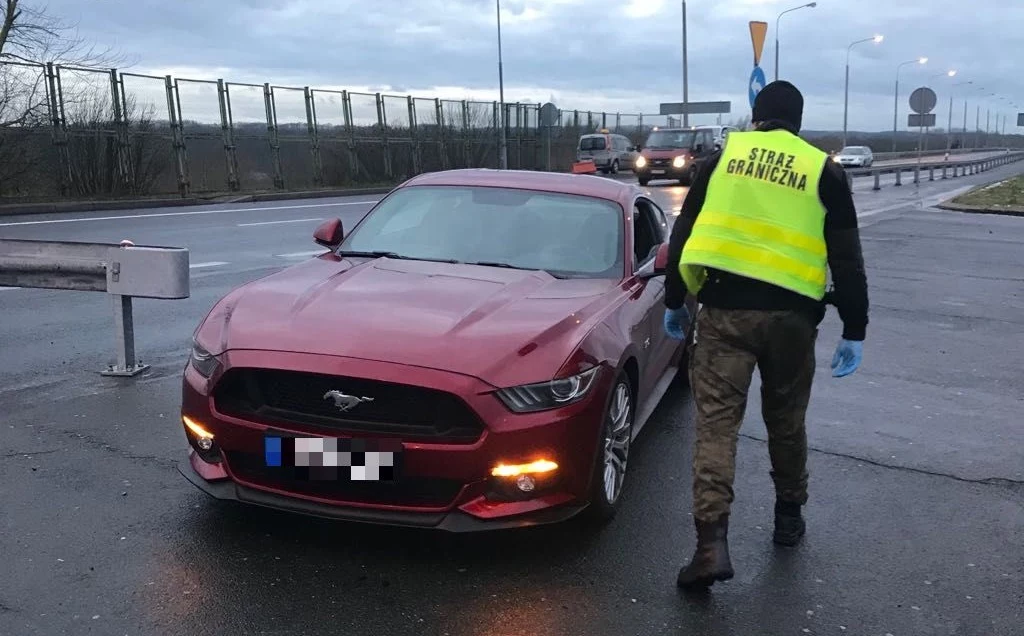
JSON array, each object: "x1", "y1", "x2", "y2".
[{"x1": 602, "y1": 381, "x2": 632, "y2": 504}]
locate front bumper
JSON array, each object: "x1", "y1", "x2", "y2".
[
  {"x1": 178, "y1": 350, "x2": 612, "y2": 532},
  {"x1": 178, "y1": 451, "x2": 587, "y2": 532}
]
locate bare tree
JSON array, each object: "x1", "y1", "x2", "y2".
[{"x1": 0, "y1": 0, "x2": 127, "y2": 196}]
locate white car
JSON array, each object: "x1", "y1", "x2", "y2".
[{"x1": 832, "y1": 146, "x2": 874, "y2": 168}]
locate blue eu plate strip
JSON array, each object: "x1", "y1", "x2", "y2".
[{"x1": 265, "y1": 436, "x2": 282, "y2": 467}]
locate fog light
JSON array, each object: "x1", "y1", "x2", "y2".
[
  {"x1": 515, "y1": 474, "x2": 536, "y2": 492},
  {"x1": 197, "y1": 436, "x2": 213, "y2": 451}
]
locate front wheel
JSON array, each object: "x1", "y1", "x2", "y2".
[{"x1": 585, "y1": 371, "x2": 634, "y2": 522}]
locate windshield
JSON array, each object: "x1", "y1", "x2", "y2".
[
  {"x1": 839, "y1": 147, "x2": 866, "y2": 155},
  {"x1": 339, "y1": 185, "x2": 624, "y2": 279},
  {"x1": 644, "y1": 130, "x2": 697, "y2": 150},
  {"x1": 579, "y1": 136, "x2": 607, "y2": 151}
]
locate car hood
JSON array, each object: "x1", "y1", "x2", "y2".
[{"x1": 198, "y1": 255, "x2": 622, "y2": 388}]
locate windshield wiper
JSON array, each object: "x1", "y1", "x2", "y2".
[
  {"x1": 468, "y1": 261, "x2": 568, "y2": 279},
  {"x1": 336, "y1": 250, "x2": 459, "y2": 264}
]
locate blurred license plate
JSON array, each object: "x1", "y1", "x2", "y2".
[
  {"x1": 263, "y1": 434, "x2": 402, "y2": 481},
  {"x1": 651, "y1": 169, "x2": 666, "y2": 175}
]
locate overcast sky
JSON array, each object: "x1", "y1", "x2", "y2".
[{"x1": 45, "y1": 0, "x2": 1024, "y2": 131}]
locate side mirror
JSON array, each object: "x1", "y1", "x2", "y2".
[
  {"x1": 639, "y1": 243, "x2": 670, "y2": 279},
  {"x1": 314, "y1": 218, "x2": 344, "y2": 249}
]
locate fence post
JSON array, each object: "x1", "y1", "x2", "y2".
[
  {"x1": 304, "y1": 87, "x2": 324, "y2": 188},
  {"x1": 263, "y1": 83, "x2": 284, "y2": 189},
  {"x1": 436, "y1": 98, "x2": 449, "y2": 171},
  {"x1": 164, "y1": 75, "x2": 191, "y2": 197},
  {"x1": 462, "y1": 100, "x2": 471, "y2": 169},
  {"x1": 108, "y1": 69, "x2": 134, "y2": 194},
  {"x1": 45, "y1": 63, "x2": 72, "y2": 197},
  {"x1": 408, "y1": 96, "x2": 421, "y2": 175},
  {"x1": 342, "y1": 91, "x2": 359, "y2": 182},
  {"x1": 377, "y1": 93, "x2": 392, "y2": 179},
  {"x1": 217, "y1": 80, "x2": 240, "y2": 192}
]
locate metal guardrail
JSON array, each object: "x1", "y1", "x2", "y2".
[
  {"x1": 0, "y1": 238, "x2": 190, "y2": 377},
  {"x1": 843, "y1": 150, "x2": 1024, "y2": 191},
  {"x1": 866, "y1": 147, "x2": 1005, "y2": 163}
]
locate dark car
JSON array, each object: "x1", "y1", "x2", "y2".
[
  {"x1": 178, "y1": 169, "x2": 698, "y2": 532},
  {"x1": 633, "y1": 127, "x2": 718, "y2": 186}
]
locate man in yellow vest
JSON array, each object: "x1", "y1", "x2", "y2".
[{"x1": 662, "y1": 80, "x2": 869, "y2": 590}]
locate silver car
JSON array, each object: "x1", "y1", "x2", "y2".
[
  {"x1": 576, "y1": 131, "x2": 638, "y2": 175},
  {"x1": 832, "y1": 145, "x2": 874, "y2": 168}
]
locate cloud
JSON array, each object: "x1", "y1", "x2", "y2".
[{"x1": 35, "y1": 0, "x2": 1024, "y2": 132}]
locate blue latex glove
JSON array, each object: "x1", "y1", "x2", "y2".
[
  {"x1": 663, "y1": 307, "x2": 690, "y2": 341},
  {"x1": 831, "y1": 339, "x2": 863, "y2": 377}
]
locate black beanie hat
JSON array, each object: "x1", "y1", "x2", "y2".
[{"x1": 752, "y1": 80, "x2": 804, "y2": 131}]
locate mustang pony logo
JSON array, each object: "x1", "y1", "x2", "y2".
[{"x1": 323, "y1": 390, "x2": 375, "y2": 412}]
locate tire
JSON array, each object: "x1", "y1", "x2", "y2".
[
  {"x1": 584, "y1": 370, "x2": 635, "y2": 523},
  {"x1": 611, "y1": 160, "x2": 620, "y2": 175}
]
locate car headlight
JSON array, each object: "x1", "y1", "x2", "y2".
[
  {"x1": 495, "y1": 367, "x2": 601, "y2": 413},
  {"x1": 189, "y1": 339, "x2": 220, "y2": 378},
  {"x1": 673, "y1": 156, "x2": 686, "y2": 168},
  {"x1": 635, "y1": 156, "x2": 647, "y2": 168}
]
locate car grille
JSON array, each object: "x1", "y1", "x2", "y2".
[
  {"x1": 224, "y1": 451, "x2": 463, "y2": 508},
  {"x1": 212, "y1": 368, "x2": 484, "y2": 443},
  {"x1": 648, "y1": 158, "x2": 672, "y2": 168}
]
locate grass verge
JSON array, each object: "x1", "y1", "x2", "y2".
[{"x1": 950, "y1": 175, "x2": 1024, "y2": 211}]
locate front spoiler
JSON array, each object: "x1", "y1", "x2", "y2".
[{"x1": 177, "y1": 459, "x2": 588, "y2": 533}]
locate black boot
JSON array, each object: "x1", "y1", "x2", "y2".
[
  {"x1": 677, "y1": 514, "x2": 734, "y2": 590},
  {"x1": 773, "y1": 500, "x2": 806, "y2": 546}
]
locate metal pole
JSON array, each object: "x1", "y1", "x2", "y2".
[
  {"x1": 962, "y1": 99, "x2": 967, "y2": 148},
  {"x1": 682, "y1": 0, "x2": 689, "y2": 127},
  {"x1": 947, "y1": 93, "x2": 953, "y2": 150},
  {"x1": 496, "y1": 0, "x2": 507, "y2": 170},
  {"x1": 103, "y1": 294, "x2": 149, "y2": 377},
  {"x1": 893, "y1": 73, "x2": 900, "y2": 152},
  {"x1": 774, "y1": 18, "x2": 779, "y2": 82},
  {"x1": 843, "y1": 59, "x2": 850, "y2": 147}
]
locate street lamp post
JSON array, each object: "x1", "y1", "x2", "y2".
[
  {"x1": 893, "y1": 57, "x2": 928, "y2": 151},
  {"x1": 950, "y1": 80, "x2": 971, "y2": 149},
  {"x1": 682, "y1": 1, "x2": 688, "y2": 127},
  {"x1": 496, "y1": 0, "x2": 508, "y2": 170},
  {"x1": 925, "y1": 70, "x2": 955, "y2": 151},
  {"x1": 774, "y1": 2, "x2": 817, "y2": 82},
  {"x1": 843, "y1": 35, "x2": 883, "y2": 148}
]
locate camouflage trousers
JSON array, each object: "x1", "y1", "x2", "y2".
[{"x1": 687, "y1": 306, "x2": 818, "y2": 522}]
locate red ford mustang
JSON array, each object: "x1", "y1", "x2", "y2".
[{"x1": 178, "y1": 168, "x2": 698, "y2": 531}]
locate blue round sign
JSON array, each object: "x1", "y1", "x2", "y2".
[{"x1": 749, "y1": 66, "x2": 766, "y2": 108}]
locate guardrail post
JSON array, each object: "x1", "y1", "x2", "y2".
[
  {"x1": 942, "y1": 165, "x2": 947, "y2": 179},
  {"x1": 845, "y1": 172, "x2": 853, "y2": 191},
  {"x1": 895, "y1": 169, "x2": 902, "y2": 186},
  {"x1": 929, "y1": 166, "x2": 934, "y2": 181},
  {"x1": 103, "y1": 294, "x2": 149, "y2": 377},
  {"x1": 873, "y1": 172, "x2": 880, "y2": 190}
]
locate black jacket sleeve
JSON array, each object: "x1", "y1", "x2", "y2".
[
  {"x1": 664, "y1": 152, "x2": 721, "y2": 310},
  {"x1": 819, "y1": 160, "x2": 870, "y2": 341}
]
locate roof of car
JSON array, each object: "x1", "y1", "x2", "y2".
[{"x1": 400, "y1": 169, "x2": 641, "y2": 207}]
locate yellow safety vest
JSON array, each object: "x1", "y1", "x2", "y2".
[{"x1": 679, "y1": 129, "x2": 829, "y2": 301}]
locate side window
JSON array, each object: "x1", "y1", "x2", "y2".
[{"x1": 632, "y1": 198, "x2": 664, "y2": 270}]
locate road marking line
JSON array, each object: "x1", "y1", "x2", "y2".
[
  {"x1": 238, "y1": 217, "x2": 323, "y2": 227},
  {"x1": 0, "y1": 286, "x2": 19, "y2": 291},
  {"x1": 276, "y1": 250, "x2": 326, "y2": 259},
  {"x1": 0, "y1": 200, "x2": 379, "y2": 227},
  {"x1": 189, "y1": 261, "x2": 229, "y2": 269}
]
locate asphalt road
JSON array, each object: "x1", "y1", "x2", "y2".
[{"x1": 1, "y1": 163, "x2": 1022, "y2": 636}]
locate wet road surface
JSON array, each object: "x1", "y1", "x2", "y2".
[{"x1": 1, "y1": 164, "x2": 1022, "y2": 635}]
